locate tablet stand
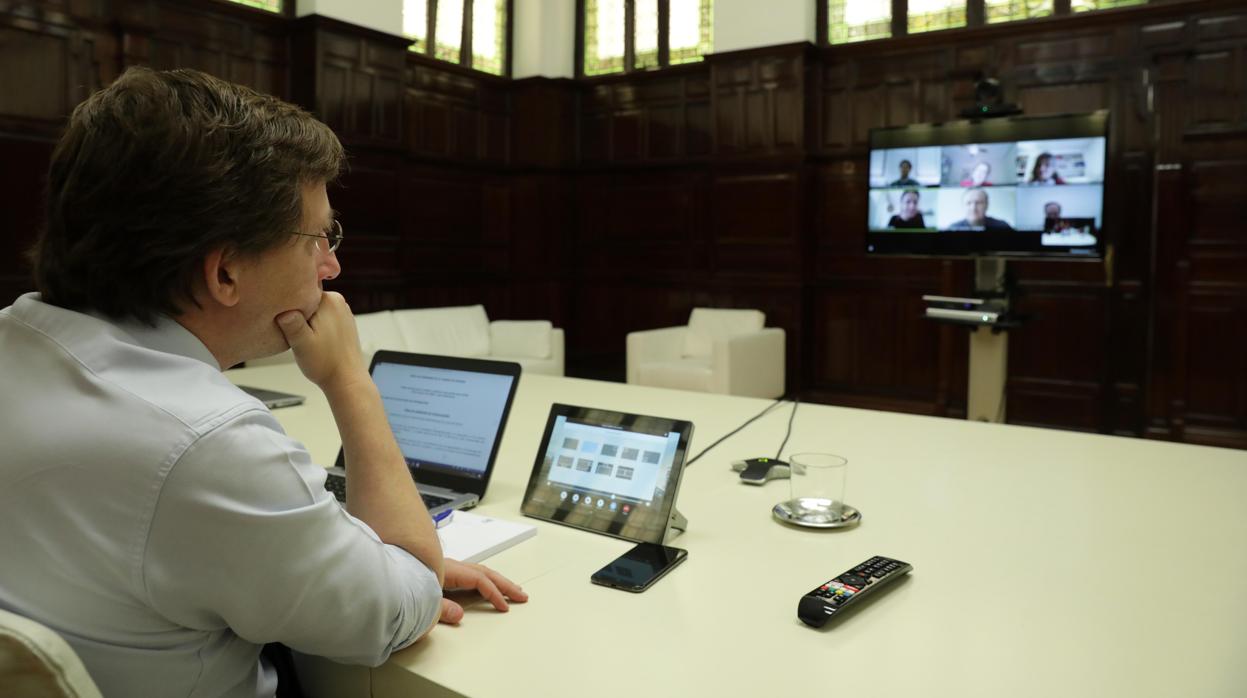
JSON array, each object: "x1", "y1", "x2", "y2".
[{"x1": 663, "y1": 508, "x2": 688, "y2": 544}]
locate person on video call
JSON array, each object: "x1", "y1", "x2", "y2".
[
  {"x1": 887, "y1": 189, "x2": 926, "y2": 229},
  {"x1": 889, "y1": 159, "x2": 920, "y2": 186},
  {"x1": 948, "y1": 188, "x2": 1014, "y2": 231},
  {"x1": 958, "y1": 161, "x2": 993, "y2": 187},
  {"x1": 1043, "y1": 201, "x2": 1069, "y2": 232},
  {"x1": 0, "y1": 67, "x2": 528, "y2": 698},
  {"x1": 1029, "y1": 152, "x2": 1065, "y2": 185}
]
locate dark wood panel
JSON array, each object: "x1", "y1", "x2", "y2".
[
  {"x1": 811, "y1": 290, "x2": 943, "y2": 402},
  {"x1": 0, "y1": 27, "x2": 69, "y2": 119},
  {"x1": 400, "y1": 174, "x2": 484, "y2": 245},
  {"x1": 1009, "y1": 290, "x2": 1107, "y2": 384},
  {"x1": 709, "y1": 172, "x2": 799, "y2": 243},
  {"x1": 709, "y1": 46, "x2": 807, "y2": 158},
  {"x1": 0, "y1": 136, "x2": 53, "y2": 306},
  {"x1": 1188, "y1": 160, "x2": 1247, "y2": 251},
  {"x1": 1007, "y1": 379, "x2": 1103, "y2": 432}
]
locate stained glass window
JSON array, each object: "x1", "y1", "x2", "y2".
[
  {"x1": 227, "y1": 0, "x2": 281, "y2": 11},
  {"x1": 403, "y1": 0, "x2": 428, "y2": 53},
  {"x1": 986, "y1": 0, "x2": 1053, "y2": 23},
  {"x1": 634, "y1": 0, "x2": 660, "y2": 70},
  {"x1": 583, "y1": 0, "x2": 712, "y2": 75},
  {"x1": 434, "y1": 0, "x2": 464, "y2": 63},
  {"x1": 828, "y1": 0, "x2": 891, "y2": 45},
  {"x1": 585, "y1": 0, "x2": 626, "y2": 75},
  {"x1": 669, "y1": 0, "x2": 712, "y2": 66},
  {"x1": 472, "y1": 0, "x2": 506, "y2": 75},
  {"x1": 403, "y1": 0, "x2": 508, "y2": 75},
  {"x1": 908, "y1": 0, "x2": 966, "y2": 35},
  {"x1": 1071, "y1": 0, "x2": 1146, "y2": 11}
]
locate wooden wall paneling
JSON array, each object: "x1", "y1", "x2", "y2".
[
  {"x1": 577, "y1": 68, "x2": 711, "y2": 165},
  {"x1": 575, "y1": 170, "x2": 705, "y2": 279},
  {"x1": 292, "y1": 16, "x2": 407, "y2": 148},
  {"x1": 0, "y1": 7, "x2": 101, "y2": 126},
  {"x1": 0, "y1": 137, "x2": 54, "y2": 306},
  {"x1": 477, "y1": 79, "x2": 510, "y2": 164},
  {"x1": 1188, "y1": 50, "x2": 1237, "y2": 131},
  {"x1": 511, "y1": 78, "x2": 577, "y2": 167},
  {"x1": 1105, "y1": 281, "x2": 1148, "y2": 437},
  {"x1": 1173, "y1": 146, "x2": 1247, "y2": 447},
  {"x1": 685, "y1": 74, "x2": 711, "y2": 156},
  {"x1": 818, "y1": 61, "x2": 854, "y2": 152},
  {"x1": 323, "y1": 151, "x2": 401, "y2": 313},
  {"x1": 405, "y1": 57, "x2": 509, "y2": 163},
  {"x1": 1181, "y1": 289, "x2": 1247, "y2": 447},
  {"x1": 708, "y1": 169, "x2": 802, "y2": 276},
  {"x1": 809, "y1": 286, "x2": 947, "y2": 414},
  {"x1": 1006, "y1": 286, "x2": 1110, "y2": 432},
  {"x1": 709, "y1": 44, "x2": 807, "y2": 159},
  {"x1": 0, "y1": 5, "x2": 103, "y2": 308},
  {"x1": 505, "y1": 173, "x2": 571, "y2": 325},
  {"x1": 118, "y1": 1, "x2": 289, "y2": 98},
  {"x1": 1145, "y1": 166, "x2": 1185, "y2": 440}
]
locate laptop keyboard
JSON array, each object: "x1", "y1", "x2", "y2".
[
  {"x1": 325, "y1": 471, "x2": 346, "y2": 501},
  {"x1": 323, "y1": 470, "x2": 452, "y2": 510},
  {"x1": 422, "y1": 493, "x2": 452, "y2": 509}
]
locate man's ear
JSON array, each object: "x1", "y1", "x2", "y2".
[{"x1": 201, "y1": 246, "x2": 242, "y2": 308}]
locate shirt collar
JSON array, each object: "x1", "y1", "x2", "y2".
[{"x1": 110, "y1": 313, "x2": 221, "y2": 370}]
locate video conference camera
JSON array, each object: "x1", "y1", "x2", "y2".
[{"x1": 960, "y1": 77, "x2": 1022, "y2": 119}]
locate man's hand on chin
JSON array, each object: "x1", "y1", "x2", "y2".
[{"x1": 275, "y1": 292, "x2": 366, "y2": 389}]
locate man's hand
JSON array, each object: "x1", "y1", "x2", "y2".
[
  {"x1": 275, "y1": 292, "x2": 366, "y2": 390},
  {"x1": 437, "y1": 559, "x2": 529, "y2": 625}
]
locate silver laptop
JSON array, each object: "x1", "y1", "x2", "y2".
[
  {"x1": 238, "y1": 385, "x2": 305, "y2": 409},
  {"x1": 324, "y1": 350, "x2": 521, "y2": 516}
]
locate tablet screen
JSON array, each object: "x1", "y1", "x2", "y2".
[{"x1": 521, "y1": 404, "x2": 693, "y2": 544}]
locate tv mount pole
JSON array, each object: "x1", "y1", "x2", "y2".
[{"x1": 966, "y1": 257, "x2": 1010, "y2": 423}]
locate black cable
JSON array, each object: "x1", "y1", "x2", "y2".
[
  {"x1": 775, "y1": 398, "x2": 799, "y2": 460},
  {"x1": 684, "y1": 397, "x2": 785, "y2": 467}
]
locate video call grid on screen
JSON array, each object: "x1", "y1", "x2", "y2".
[
  {"x1": 372, "y1": 361, "x2": 515, "y2": 478},
  {"x1": 521, "y1": 405, "x2": 692, "y2": 544},
  {"x1": 866, "y1": 111, "x2": 1108, "y2": 250},
  {"x1": 546, "y1": 416, "x2": 679, "y2": 504}
]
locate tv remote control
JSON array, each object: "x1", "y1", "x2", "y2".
[{"x1": 797, "y1": 555, "x2": 912, "y2": 627}]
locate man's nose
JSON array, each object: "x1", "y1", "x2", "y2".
[{"x1": 320, "y1": 249, "x2": 341, "y2": 281}]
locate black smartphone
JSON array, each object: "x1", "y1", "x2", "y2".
[{"x1": 590, "y1": 543, "x2": 688, "y2": 593}]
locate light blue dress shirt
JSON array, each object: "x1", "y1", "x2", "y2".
[{"x1": 0, "y1": 293, "x2": 441, "y2": 698}]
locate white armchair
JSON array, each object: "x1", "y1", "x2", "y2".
[
  {"x1": 627, "y1": 308, "x2": 785, "y2": 398},
  {"x1": 0, "y1": 607, "x2": 103, "y2": 698},
  {"x1": 355, "y1": 304, "x2": 564, "y2": 375}
]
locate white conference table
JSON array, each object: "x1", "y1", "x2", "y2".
[{"x1": 227, "y1": 364, "x2": 1247, "y2": 698}]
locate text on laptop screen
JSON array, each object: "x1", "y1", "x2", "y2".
[{"x1": 372, "y1": 361, "x2": 516, "y2": 479}]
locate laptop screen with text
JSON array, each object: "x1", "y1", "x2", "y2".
[{"x1": 370, "y1": 355, "x2": 518, "y2": 482}]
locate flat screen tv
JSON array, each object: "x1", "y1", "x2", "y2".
[{"x1": 865, "y1": 110, "x2": 1108, "y2": 259}]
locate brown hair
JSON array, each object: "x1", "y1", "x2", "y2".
[
  {"x1": 1029, "y1": 152, "x2": 1053, "y2": 183},
  {"x1": 31, "y1": 66, "x2": 344, "y2": 324}
]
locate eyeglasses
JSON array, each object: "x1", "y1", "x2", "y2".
[{"x1": 291, "y1": 219, "x2": 343, "y2": 253}]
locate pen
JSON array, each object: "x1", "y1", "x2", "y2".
[{"x1": 432, "y1": 510, "x2": 454, "y2": 529}]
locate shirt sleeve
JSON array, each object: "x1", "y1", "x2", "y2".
[{"x1": 141, "y1": 408, "x2": 441, "y2": 666}]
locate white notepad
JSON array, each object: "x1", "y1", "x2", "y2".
[{"x1": 437, "y1": 511, "x2": 537, "y2": 564}]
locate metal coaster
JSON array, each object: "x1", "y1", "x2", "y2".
[{"x1": 772, "y1": 499, "x2": 861, "y2": 529}]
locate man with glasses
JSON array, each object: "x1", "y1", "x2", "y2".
[{"x1": 0, "y1": 67, "x2": 525, "y2": 698}]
